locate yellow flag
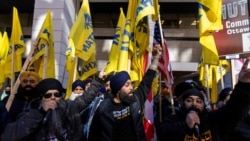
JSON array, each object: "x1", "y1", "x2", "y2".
[
  {"x1": 11, "y1": 7, "x2": 26, "y2": 55},
  {"x1": 65, "y1": 38, "x2": 76, "y2": 99},
  {"x1": 69, "y1": 0, "x2": 95, "y2": 61},
  {"x1": 4, "y1": 7, "x2": 26, "y2": 79},
  {"x1": 65, "y1": 38, "x2": 76, "y2": 72},
  {"x1": 211, "y1": 59, "x2": 230, "y2": 103},
  {"x1": 0, "y1": 32, "x2": 2, "y2": 42},
  {"x1": 79, "y1": 54, "x2": 97, "y2": 80},
  {"x1": 117, "y1": 21, "x2": 130, "y2": 72},
  {"x1": 105, "y1": 8, "x2": 126, "y2": 74},
  {"x1": 11, "y1": 7, "x2": 26, "y2": 73},
  {"x1": 198, "y1": 0, "x2": 223, "y2": 65},
  {"x1": 0, "y1": 32, "x2": 10, "y2": 87},
  {"x1": 135, "y1": 0, "x2": 155, "y2": 26},
  {"x1": 29, "y1": 10, "x2": 55, "y2": 78},
  {"x1": 0, "y1": 32, "x2": 9, "y2": 65}
]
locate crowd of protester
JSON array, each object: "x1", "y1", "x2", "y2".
[{"x1": 1, "y1": 45, "x2": 250, "y2": 141}]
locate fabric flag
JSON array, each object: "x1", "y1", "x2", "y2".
[
  {"x1": 105, "y1": 8, "x2": 126, "y2": 74},
  {"x1": 210, "y1": 60, "x2": 230, "y2": 103},
  {"x1": 0, "y1": 32, "x2": 10, "y2": 88},
  {"x1": 153, "y1": 21, "x2": 173, "y2": 86},
  {"x1": 65, "y1": 38, "x2": 76, "y2": 99},
  {"x1": 4, "y1": 7, "x2": 26, "y2": 79},
  {"x1": 198, "y1": 0, "x2": 223, "y2": 65},
  {"x1": 198, "y1": 60, "x2": 230, "y2": 103},
  {"x1": 142, "y1": 15, "x2": 155, "y2": 141},
  {"x1": 69, "y1": 0, "x2": 95, "y2": 61},
  {"x1": 117, "y1": 0, "x2": 137, "y2": 72},
  {"x1": 66, "y1": 0, "x2": 97, "y2": 98},
  {"x1": 0, "y1": 32, "x2": 2, "y2": 44},
  {"x1": 118, "y1": 0, "x2": 138, "y2": 82},
  {"x1": 28, "y1": 10, "x2": 55, "y2": 78},
  {"x1": 135, "y1": 0, "x2": 155, "y2": 55},
  {"x1": 79, "y1": 54, "x2": 97, "y2": 80}
]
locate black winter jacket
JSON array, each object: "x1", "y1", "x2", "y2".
[
  {"x1": 88, "y1": 69, "x2": 157, "y2": 141},
  {"x1": 159, "y1": 82, "x2": 250, "y2": 141},
  {"x1": 1, "y1": 79, "x2": 102, "y2": 141}
]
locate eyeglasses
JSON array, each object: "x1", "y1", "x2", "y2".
[{"x1": 43, "y1": 92, "x2": 62, "y2": 99}]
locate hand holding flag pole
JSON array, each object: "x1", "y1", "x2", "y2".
[{"x1": 156, "y1": 15, "x2": 175, "y2": 115}]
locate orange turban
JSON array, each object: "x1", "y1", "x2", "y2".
[{"x1": 19, "y1": 71, "x2": 40, "y2": 84}]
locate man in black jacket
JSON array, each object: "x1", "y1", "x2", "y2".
[
  {"x1": 0, "y1": 102, "x2": 9, "y2": 135},
  {"x1": 88, "y1": 45, "x2": 162, "y2": 141},
  {"x1": 1, "y1": 70, "x2": 106, "y2": 141},
  {"x1": 159, "y1": 58, "x2": 250, "y2": 141},
  {"x1": 9, "y1": 71, "x2": 41, "y2": 122}
]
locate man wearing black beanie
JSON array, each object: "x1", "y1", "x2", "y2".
[
  {"x1": 88, "y1": 44, "x2": 162, "y2": 141},
  {"x1": 159, "y1": 58, "x2": 250, "y2": 141},
  {"x1": 2, "y1": 70, "x2": 107, "y2": 141}
]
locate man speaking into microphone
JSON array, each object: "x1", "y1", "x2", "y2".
[{"x1": 158, "y1": 58, "x2": 250, "y2": 141}]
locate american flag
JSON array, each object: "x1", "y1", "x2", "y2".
[{"x1": 153, "y1": 21, "x2": 174, "y2": 86}]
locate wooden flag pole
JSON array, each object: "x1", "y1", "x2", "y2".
[
  {"x1": 157, "y1": 15, "x2": 175, "y2": 114},
  {"x1": 158, "y1": 75, "x2": 162, "y2": 122},
  {"x1": 10, "y1": 43, "x2": 15, "y2": 97},
  {"x1": 43, "y1": 43, "x2": 48, "y2": 79},
  {"x1": 205, "y1": 64, "x2": 211, "y2": 104},
  {"x1": 6, "y1": 38, "x2": 40, "y2": 110},
  {"x1": 219, "y1": 61, "x2": 225, "y2": 89}
]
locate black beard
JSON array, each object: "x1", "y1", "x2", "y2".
[
  {"x1": 118, "y1": 91, "x2": 135, "y2": 105},
  {"x1": 18, "y1": 86, "x2": 37, "y2": 98}
]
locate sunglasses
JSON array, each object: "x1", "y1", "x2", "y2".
[{"x1": 43, "y1": 92, "x2": 62, "y2": 99}]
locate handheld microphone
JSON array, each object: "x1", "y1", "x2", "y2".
[
  {"x1": 43, "y1": 109, "x2": 52, "y2": 124},
  {"x1": 189, "y1": 110, "x2": 200, "y2": 139},
  {"x1": 194, "y1": 123, "x2": 200, "y2": 139}
]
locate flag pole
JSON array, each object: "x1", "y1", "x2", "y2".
[
  {"x1": 43, "y1": 43, "x2": 48, "y2": 79},
  {"x1": 219, "y1": 61, "x2": 225, "y2": 89},
  {"x1": 158, "y1": 75, "x2": 162, "y2": 122},
  {"x1": 10, "y1": 44, "x2": 15, "y2": 97},
  {"x1": 6, "y1": 38, "x2": 40, "y2": 110},
  {"x1": 157, "y1": 15, "x2": 175, "y2": 114},
  {"x1": 205, "y1": 64, "x2": 211, "y2": 103}
]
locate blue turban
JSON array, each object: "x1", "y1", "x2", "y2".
[
  {"x1": 110, "y1": 71, "x2": 130, "y2": 95},
  {"x1": 72, "y1": 80, "x2": 85, "y2": 90}
]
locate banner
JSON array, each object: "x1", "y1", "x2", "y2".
[{"x1": 214, "y1": 0, "x2": 250, "y2": 57}]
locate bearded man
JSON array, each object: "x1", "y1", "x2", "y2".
[
  {"x1": 88, "y1": 44, "x2": 162, "y2": 141},
  {"x1": 9, "y1": 71, "x2": 40, "y2": 122},
  {"x1": 159, "y1": 57, "x2": 250, "y2": 141}
]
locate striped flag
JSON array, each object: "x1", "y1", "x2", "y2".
[{"x1": 153, "y1": 21, "x2": 174, "y2": 86}]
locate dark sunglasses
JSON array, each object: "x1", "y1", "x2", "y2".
[{"x1": 43, "y1": 92, "x2": 62, "y2": 99}]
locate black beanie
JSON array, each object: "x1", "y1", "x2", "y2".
[
  {"x1": 110, "y1": 71, "x2": 130, "y2": 95},
  {"x1": 72, "y1": 80, "x2": 85, "y2": 90},
  {"x1": 181, "y1": 88, "x2": 204, "y2": 102},
  {"x1": 174, "y1": 82, "x2": 195, "y2": 98},
  {"x1": 37, "y1": 78, "x2": 64, "y2": 96}
]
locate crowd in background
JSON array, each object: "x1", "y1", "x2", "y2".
[{"x1": 1, "y1": 46, "x2": 250, "y2": 141}]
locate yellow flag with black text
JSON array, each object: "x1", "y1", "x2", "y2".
[
  {"x1": 79, "y1": 54, "x2": 97, "y2": 80},
  {"x1": 28, "y1": 10, "x2": 55, "y2": 78},
  {"x1": 105, "y1": 8, "x2": 126, "y2": 74},
  {"x1": 69, "y1": 0, "x2": 95, "y2": 61},
  {"x1": 65, "y1": 38, "x2": 76, "y2": 99},
  {"x1": 11, "y1": 7, "x2": 26, "y2": 73}
]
